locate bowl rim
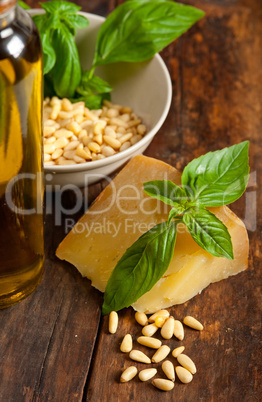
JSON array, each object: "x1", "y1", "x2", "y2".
[{"x1": 31, "y1": 9, "x2": 172, "y2": 173}]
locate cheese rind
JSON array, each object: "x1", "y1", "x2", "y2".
[{"x1": 56, "y1": 155, "x2": 249, "y2": 313}]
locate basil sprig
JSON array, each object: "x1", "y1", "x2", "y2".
[
  {"x1": 102, "y1": 142, "x2": 250, "y2": 315},
  {"x1": 24, "y1": 0, "x2": 204, "y2": 107}
]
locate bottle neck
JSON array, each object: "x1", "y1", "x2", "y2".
[{"x1": 0, "y1": 0, "x2": 17, "y2": 29}]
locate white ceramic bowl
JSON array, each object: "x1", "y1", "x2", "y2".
[{"x1": 29, "y1": 10, "x2": 172, "y2": 188}]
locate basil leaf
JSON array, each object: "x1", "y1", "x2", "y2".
[
  {"x1": 182, "y1": 141, "x2": 250, "y2": 207},
  {"x1": 167, "y1": 208, "x2": 182, "y2": 224},
  {"x1": 41, "y1": 33, "x2": 56, "y2": 75},
  {"x1": 102, "y1": 221, "x2": 177, "y2": 315},
  {"x1": 183, "y1": 208, "x2": 233, "y2": 260},
  {"x1": 71, "y1": 93, "x2": 111, "y2": 110},
  {"x1": 18, "y1": 1, "x2": 30, "y2": 10},
  {"x1": 144, "y1": 180, "x2": 187, "y2": 207},
  {"x1": 77, "y1": 72, "x2": 113, "y2": 95},
  {"x1": 62, "y1": 14, "x2": 89, "y2": 31},
  {"x1": 93, "y1": 0, "x2": 204, "y2": 66},
  {"x1": 50, "y1": 26, "x2": 82, "y2": 98},
  {"x1": 40, "y1": 1, "x2": 81, "y2": 14}
]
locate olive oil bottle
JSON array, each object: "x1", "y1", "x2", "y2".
[{"x1": 0, "y1": 0, "x2": 44, "y2": 308}]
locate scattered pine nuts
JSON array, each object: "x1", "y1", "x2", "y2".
[
  {"x1": 152, "y1": 378, "x2": 174, "y2": 391},
  {"x1": 109, "y1": 311, "x2": 118, "y2": 334},
  {"x1": 120, "y1": 334, "x2": 133, "y2": 353},
  {"x1": 162, "y1": 360, "x2": 175, "y2": 382},
  {"x1": 161, "y1": 317, "x2": 175, "y2": 340},
  {"x1": 175, "y1": 366, "x2": 193, "y2": 384},
  {"x1": 152, "y1": 345, "x2": 171, "y2": 363},
  {"x1": 142, "y1": 323, "x2": 158, "y2": 337},
  {"x1": 173, "y1": 320, "x2": 184, "y2": 341},
  {"x1": 139, "y1": 368, "x2": 157, "y2": 382},
  {"x1": 183, "y1": 316, "x2": 204, "y2": 331},
  {"x1": 135, "y1": 312, "x2": 148, "y2": 326},
  {"x1": 137, "y1": 336, "x2": 162, "y2": 349},
  {"x1": 120, "y1": 366, "x2": 138, "y2": 383},
  {"x1": 155, "y1": 316, "x2": 167, "y2": 328},
  {"x1": 172, "y1": 346, "x2": 185, "y2": 358},
  {"x1": 44, "y1": 98, "x2": 147, "y2": 165},
  {"x1": 149, "y1": 310, "x2": 170, "y2": 323},
  {"x1": 177, "y1": 354, "x2": 197, "y2": 375},
  {"x1": 129, "y1": 350, "x2": 151, "y2": 364}
]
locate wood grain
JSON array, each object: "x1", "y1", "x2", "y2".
[{"x1": 0, "y1": 0, "x2": 261, "y2": 401}]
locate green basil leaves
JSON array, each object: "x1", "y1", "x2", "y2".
[
  {"x1": 92, "y1": 0, "x2": 204, "y2": 66},
  {"x1": 28, "y1": 0, "x2": 204, "y2": 107},
  {"x1": 102, "y1": 142, "x2": 250, "y2": 314}
]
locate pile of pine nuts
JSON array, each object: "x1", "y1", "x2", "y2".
[
  {"x1": 108, "y1": 309, "x2": 203, "y2": 392},
  {"x1": 43, "y1": 97, "x2": 147, "y2": 166}
]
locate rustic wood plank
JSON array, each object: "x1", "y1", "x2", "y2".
[
  {"x1": 0, "y1": 0, "x2": 261, "y2": 401},
  {"x1": 84, "y1": 1, "x2": 262, "y2": 401}
]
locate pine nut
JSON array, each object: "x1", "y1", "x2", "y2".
[
  {"x1": 121, "y1": 106, "x2": 132, "y2": 114},
  {"x1": 62, "y1": 98, "x2": 73, "y2": 111},
  {"x1": 120, "y1": 334, "x2": 132, "y2": 353},
  {"x1": 54, "y1": 137, "x2": 69, "y2": 149},
  {"x1": 107, "y1": 108, "x2": 119, "y2": 118},
  {"x1": 128, "y1": 118, "x2": 141, "y2": 128},
  {"x1": 149, "y1": 310, "x2": 170, "y2": 323},
  {"x1": 120, "y1": 113, "x2": 130, "y2": 122},
  {"x1": 103, "y1": 135, "x2": 121, "y2": 149},
  {"x1": 110, "y1": 117, "x2": 128, "y2": 128},
  {"x1": 130, "y1": 135, "x2": 142, "y2": 145},
  {"x1": 120, "y1": 366, "x2": 137, "y2": 383},
  {"x1": 44, "y1": 153, "x2": 51, "y2": 162},
  {"x1": 142, "y1": 323, "x2": 158, "y2": 337},
  {"x1": 175, "y1": 366, "x2": 193, "y2": 384},
  {"x1": 108, "y1": 311, "x2": 118, "y2": 334},
  {"x1": 73, "y1": 155, "x2": 86, "y2": 163},
  {"x1": 135, "y1": 312, "x2": 148, "y2": 326},
  {"x1": 161, "y1": 317, "x2": 175, "y2": 340},
  {"x1": 45, "y1": 136, "x2": 56, "y2": 144},
  {"x1": 63, "y1": 150, "x2": 76, "y2": 160},
  {"x1": 177, "y1": 354, "x2": 197, "y2": 374},
  {"x1": 64, "y1": 140, "x2": 80, "y2": 151},
  {"x1": 84, "y1": 108, "x2": 97, "y2": 121},
  {"x1": 102, "y1": 145, "x2": 115, "y2": 157},
  {"x1": 119, "y1": 133, "x2": 133, "y2": 144},
  {"x1": 44, "y1": 126, "x2": 55, "y2": 137},
  {"x1": 88, "y1": 141, "x2": 101, "y2": 153},
  {"x1": 172, "y1": 346, "x2": 185, "y2": 358},
  {"x1": 44, "y1": 144, "x2": 56, "y2": 154},
  {"x1": 137, "y1": 124, "x2": 147, "y2": 135},
  {"x1": 151, "y1": 345, "x2": 170, "y2": 363},
  {"x1": 116, "y1": 126, "x2": 126, "y2": 134},
  {"x1": 162, "y1": 360, "x2": 175, "y2": 382},
  {"x1": 183, "y1": 316, "x2": 203, "y2": 331},
  {"x1": 173, "y1": 320, "x2": 184, "y2": 341},
  {"x1": 55, "y1": 129, "x2": 73, "y2": 139},
  {"x1": 50, "y1": 104, "x2": 61, "y2": 120},
  {"x1": 51, "y1": 149, "x2": 63, "y2": 160},
  {"x1": 152, "y1": 379, "x2": 174, "y2": 391},
  {"x1": 129, "y1": 350, "x2": 151, "y2": 364},
  {"x1": 139, "y1": 368, "x2": 157, "y2": 382},
  {"x1": 93, "y1": 133, "x2": 103, "y2": 145},
  {"x1": 155, "y1": 316, "x2": 167, "y2": 328},
  {"x1": 94, "y1": 120, "x2": 106, "y2": 135},
  {"x1": 137, "y1": 336, "x2": 162, "y2": 349},
  {"x1": 67, "y1": 121, "x2": 82, "y2": 135},
  {"x1": 45, "y1": 161, "x2": 56, "y2": 166},
  {"x1": 104, "y1": 126, "x2": 117, "y2": 138},
  {"x1": 120, "y1": 142, "x2": 131, "y2": 152},
  {"x1": 58, "y1": 110, "x2": 74, "y2": 119},
  {"x1": 75, "y1": 147, "x2": 92, "y2": 160}
]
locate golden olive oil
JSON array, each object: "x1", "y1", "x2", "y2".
[{"x1": 0, "y1": 1, "x2": 44, "y2": 308}]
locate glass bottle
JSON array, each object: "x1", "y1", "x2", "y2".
[{"x1": 0, "y1": 0, "x2": 44, "y2": 308}]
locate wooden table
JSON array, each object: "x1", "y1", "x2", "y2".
[{"x1": 1, "y1": 0, "x2": 261, "y2": 401}]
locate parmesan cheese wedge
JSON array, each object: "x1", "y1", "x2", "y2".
[{"x1": 56, "y1": 155, "x2": 249, "y2": 313}]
